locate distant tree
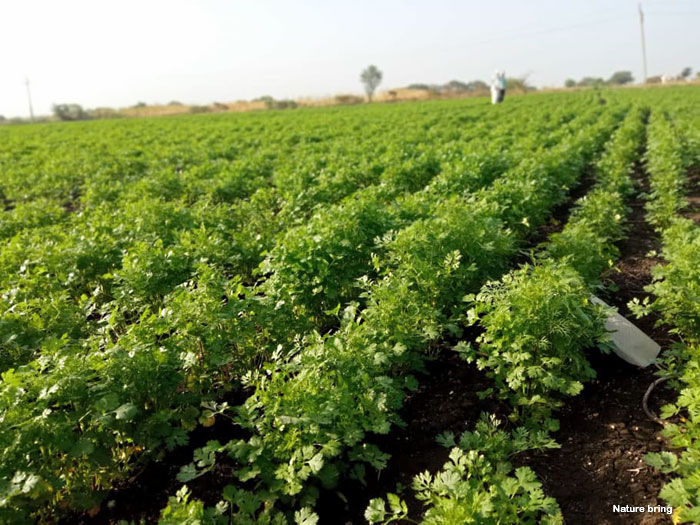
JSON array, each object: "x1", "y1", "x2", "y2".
[
  {"x1": 334, "y1": 94, "x2": 364, "y2": 105},
  {"x1": 578, "y1": 77, "x2": 605, "y2": 87},
  {"x1": 506, "y1": 76, "x2": 534, "y2": 93},
  {"x1": 407, "y1": 83, "x2": 430, "y2": 90},
  {"x1": 681, "y1": 67, "x2": 692, "y2": 79},
  {"x1": 360, "y1": 65, "x2": 383, "y2": 102},
  {"x1": 0, "y1": 115, "x2": 5, "y2": 122},
  {"x1": 167, "y1": 100, "x2": 183, "y2": 106},
  {"x1": 607, "y1": 71, "x2": 634, "y2": 85},
  {"x1": 444, "y1": 80, "x2": 470, "y2": 92},
  {"x1": 133, "y1": 101, "x2": 147, "y2": 108},
  {"x1": 465, "y1": 80, "x2": 489, "y2": 92},
  {"x1": 52, "y1": 103, "x2": 88, "y2": 121},
  {"x1": 254, "y1": 95, "x2": 275, "y2": 103},
  {"x1": 271, "y1": 99, "x2": 297, "y2": 110},
  {"x1": 564, "y1": 78, "x2": 577, "y2": 88},
  {"x1": 253, "y1": 96, "x2": 297, "y2": 110},
  {"x1": 189, "y1": 105, "x2": 211, "y2": 114},
  {"x1": 646, "y1": 75, "x2": 662, "y2": 84}
]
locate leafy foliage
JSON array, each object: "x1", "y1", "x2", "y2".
[
  {"x1": 366, "y1": 416, "x2": 562, "y2": 524},
  {"x1": 464, "y1": 262, "x2": 611, "y2": 425},
  {"x1": 171, "y1": 100, "x2": 623, "y2": 519},
  {"x1": 0, "y1": 85, "x2": 697, "y2": 522},
  {"x1": 635, "y1": 95, "x2": 700, "y2": 523}
]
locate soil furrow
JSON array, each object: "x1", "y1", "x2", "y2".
[
  {"x1": 520, "y1": 151, "x2": 678, "y2": 525},
  {"x1": 62, "y1": 390, "x2": 250, "y2": 524}
]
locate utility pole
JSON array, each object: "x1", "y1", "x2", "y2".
[
  {"x1": 638, "y1": 3, "x2": 648, "y2": 84},
  {"x1": 25, "y1": 78, "x2": 35, "y2": 122}
]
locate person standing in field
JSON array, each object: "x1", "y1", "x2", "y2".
[{"x1": 491, "y1": 70, "x2": 506, "y2": 104}]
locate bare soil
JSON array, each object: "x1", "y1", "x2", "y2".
[
  {"x1": 519, "y1": 356, "x2": 675, "y2": 525},
  {"x1": 682, "y1": 165, "x2": 700, "y2": 224},
  {"x1": 315, "y1": 349, "x2": 510, "y2": 524}
]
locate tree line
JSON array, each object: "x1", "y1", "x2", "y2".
[
  {"x1": 4, "y1": 65, "x2": 697, "y2": 124},
  {"x1": 565, "y1": 67, "x2": 696, "y2": 88}
]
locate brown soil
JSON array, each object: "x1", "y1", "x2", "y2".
[
  {"x1": 315, "y1": 349, "x2": 511, "y2": 523},
  {"x1": 519, "y1": 355, "x2": 675, "y2": 525},
  {"x1": 62, "y1": 390, "x2": 250, "y2": 525},
  {"x1": 682, "y1": 165, "x2": 700, "y2": 224},
  {"x1": 598, "y1": 157, "x2": 672, "y2": 344}
]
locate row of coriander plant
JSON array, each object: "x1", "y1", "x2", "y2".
[
  {"x1": 258, "y1": 104, "x2": 584, "y2": 333},
  {"x1": 0, "y1": 100, "x2": 576, "y2": 521},
  {"x1": 366, "y1": 105, "x2": 647, "y2": 524},
  {"x1": 0, "y1": 104, "x2": 507, "y2": 522},
  {"x1": 633, "y1": 103, "x2": 700, "y2": 523},
  {"x1": 160, "y1": 104, "x2": 622, "y2": 523}
]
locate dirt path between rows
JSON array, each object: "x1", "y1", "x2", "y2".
[
  {"x1": 519, "y1": 358, "x2": 675, "y2": 525},
  {"x1": 682, "y1": 165, "x2": 700, "y2": 224},
  {"x1": 520, "y1": 151, "x2": 678, "y2": 525}
]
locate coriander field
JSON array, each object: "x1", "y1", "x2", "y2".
[{"x1": 1, "y1": 87, "x2": 699, "y2": 524}]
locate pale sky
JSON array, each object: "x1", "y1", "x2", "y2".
[{"x1": 1, "y1": 0, "x2": 698, "y2": 118}]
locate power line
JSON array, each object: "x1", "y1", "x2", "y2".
[
  {"x1": 467, "y1": 13, "x2": 635, "y2": 47},
  {"x1": 646, "y1": 10, "x2": 700, "y2": 15},
  {"x1": 466, "y1": 3, "x2": 700, "y2": 48}
]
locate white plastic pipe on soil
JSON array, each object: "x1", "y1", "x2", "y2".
[{"x1": 591, "y1": 295, "x2": 661, "y2": 368}]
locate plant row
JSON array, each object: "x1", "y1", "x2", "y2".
[
  {"x1": 0, "y1": 98, "x2": 570, "y2": 375},
  {"x1": 366, "y1": 104, "x2": 648, "y2": 524},
  {"x1": 632, "y1": 103, "x2": 700, "y2": 524},
  {"x1": 0, "y1": 98, "x2": 580, "y2": 521},
  {"x1": 160, "y1": 103, "x2": 622, "y2": 523}
]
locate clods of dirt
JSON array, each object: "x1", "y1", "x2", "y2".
[
  {"x1": 682, "y1": 166, "x2": 700, "y2": 224},
  {"x1": 520, "y1": 354, "x2": 676, "y2": 525},
  {"x1": 316, "y1": 350, "x2": 511, "y2": 524}
]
